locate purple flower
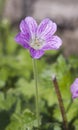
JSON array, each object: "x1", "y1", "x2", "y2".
[
  {"x1": 71, "y1": 78, "x2": 78, "y2": 99},
  {"x1": 15, "y1": 17, "x2": 62, "y2": 59}
]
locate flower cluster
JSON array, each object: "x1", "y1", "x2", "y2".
[
  {"x1": 15, "y1": 17, "x2": 62, "y2": 59},
  {"x1": 71, "y1": 78, "x2": 78, "y2": 99}
]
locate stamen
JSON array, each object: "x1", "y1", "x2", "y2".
[{"x1": 30, "y1": 37, "x2": 45, "y2": 50}]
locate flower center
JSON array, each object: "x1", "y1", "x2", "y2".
[{"x1": 30, "y1": 37, "x2": 45, "y2": 50}]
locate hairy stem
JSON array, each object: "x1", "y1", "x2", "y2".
[
  {"x1": 33, "y1": 59, "x2": 39, "y2": 128},
  {"x1": 52, "y1": 75, "x2": 69, "y2": 130}
]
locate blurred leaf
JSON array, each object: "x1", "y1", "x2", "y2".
[{"x1": 6, "y1": 109, "x2": 38, "y2": 130}]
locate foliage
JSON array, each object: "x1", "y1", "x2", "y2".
[{"x1": 0, "y1": 20, "x2": 78, "y2": 130}]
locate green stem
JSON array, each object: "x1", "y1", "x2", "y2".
[
  {"x1": 33, "y1": 59, "x2": 39, "y2": 128},
  {"x1": 52, "y1": 75, "x2": 69, "y2": 130}
]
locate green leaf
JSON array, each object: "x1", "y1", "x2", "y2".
[{"x1": 6, "y1": 109, "x2": 38, "y2": 130}]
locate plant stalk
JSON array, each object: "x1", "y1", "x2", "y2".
[
  {"x1": 52, "y1": 75, "x2": 69, "y2": 130},
  {"x1": 33, "y1": 59, "x2": 39, "y2": 128}
]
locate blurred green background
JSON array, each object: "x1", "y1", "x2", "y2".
[{"x1": 0, "y1": 0, "x2": 78, "y2": 130}]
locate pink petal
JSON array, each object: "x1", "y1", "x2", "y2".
[
  {"x1": 15, "y1": 33, "x2": 30, "y2": 49},
  {"x1": 29, "y1": 48, "x2": 44, "y2": 59},
  {"x1": 42, "y1": 35, "x2": 62, "y2": 50},
  {"x1": 71, "y1": 78, "x2": 78, "y2": 99},
  {"x1": 37, "y1": 18, "x2": 57, "y2": 39},
  {"x1": 20, "y1": 20, "x2": 31, "y2": 35},
  {"x1": 25, "y1": 17, "x2": 38, "y2": 39}
]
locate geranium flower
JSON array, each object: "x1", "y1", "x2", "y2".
[
  {"x1": 15, "y1": 17, "x2": 62, "y2": 59},
  {"x1": 71, "y1": 78, "x2": 78, "y2": 99}
]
